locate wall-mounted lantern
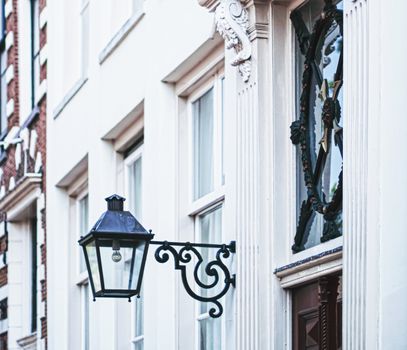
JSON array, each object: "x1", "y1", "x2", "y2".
[{"x1": 78, "y1": 195, "x2": 235, "y2": 318}]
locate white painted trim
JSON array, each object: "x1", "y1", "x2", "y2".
[
  {"x1": 0, "y1": 175, "x2": 42, "y2": 220},
  {"x1": 53, "y1": 77, "x2": 87, "y2": 119},
  {"x1": 4, "y1": 0, "x2": 12, "y2": 19},
  {"x1": 0, "y1": 285, "x2": 8, "y2": 300},
  {"x1": 39, "y1": 44, "x2": 48, "y2": 66},
  {"x1": 5, "y1": 32, "x2": 13, "y2": 51},
  {"x1": 99, "y1": 11, "x2": 145, "y2": 64},
  {"x1": 39, "y1": 7, "x2": 48, "y2": 29},
  {"x1": 0, "y1": 318, "x2": 8, "y2": 334},
  {"x1": 6, "y1": 98, "x2": 14, "y2": 117},
  {"x1": 5, "y1": 64, "x2": 14, "y2": 84},
  {"x1": 277, "y1": 256, "x2": 342, "y2": 288},
  {"x1": 36, "y1": 79, "x2": 47, "y2": 104}
]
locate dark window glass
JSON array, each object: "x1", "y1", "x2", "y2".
[{"x1": 291, "y1": 0, "x2": 344, "y2": 252}]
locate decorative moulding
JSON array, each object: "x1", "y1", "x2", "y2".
[
  {"x1": 214, "y1": 0, "x2": 252, "y2": 82},
  {"x1": 4, "y1": 0, "x2": 12, "y2": 19},
  {"x1": 39, "y1": 7, "x2": 48, "y2": 29},
  {"x1": 5, "y1": 32, "x2": 13, "y2": 51},
  {"x1": 198, "y1": 0, "x2": 221, "y2": 11}
]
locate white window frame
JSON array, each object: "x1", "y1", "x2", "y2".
[
  {"x1": 76, "y1": 189, "x2": 89, "y2": 283},
  {"x1": 124, "y1": 143, "x2": 144, "y2": 350},
  {"x1": 185, "y1": 69, "x2": 226, "y2": 350},
  {"x1": 193, "y1": 203, "x2": 225, "y2": 350},
  {"x1": 72, "y1": 187, "x2": 90, "y2": 350},
  {"x1": 187, "y1": 70, "x2": 225, "y2": 214}
]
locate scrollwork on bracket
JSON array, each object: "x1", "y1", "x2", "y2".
[
  {"x1": 151, "y1": 240, "x2": 236, "y2": 318},
  {"x1": 215, "y1": 0, "x2": 252, "y2": 82}
]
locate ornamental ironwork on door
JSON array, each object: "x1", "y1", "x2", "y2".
[{"x1": 290, "y1": 0, "x2": 343, "y2": 252}]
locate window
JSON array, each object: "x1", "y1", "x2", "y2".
[
  {"x1": 192, "y1": 75, "x2": 224, "y2": 202},
  {"x1": 30, "y1": 0, "x2": 40, "y2": 108},
  {"x1": 78, "y1": 194, "x2": 89, "y2": 274},
  {"x1": 196, "y1": 205, "x2": 223, "y2": 350},
  {"x1": 0, "y1": 0, "x2": 6, "y2": 136},
  {"x1": 30, "y1": 218, "x2": 37, "y2": 333},
  {"x1": 290, "y1": 0, "x2": 344, "y2": 252},
  {"x1": 125, "y1": 144, "x2": 144, "y2": 350},
  {"x1": 74, "y1": 190, "x2": 90, "y2": 349},
  {"x1": 188, "y1": 71, "x2": 225, "y2": 350}
]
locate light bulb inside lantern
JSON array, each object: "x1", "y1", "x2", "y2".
[
  {"x1": 112, "y1": 250, "x2": 122, "y2": 263},
  {"x1": 111, "y1": 239, "x2": 122, "y2": 262}
]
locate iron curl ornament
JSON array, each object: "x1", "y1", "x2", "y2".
[{"x1": 151, "y1": 240, "x2": 236, "y2": 318}]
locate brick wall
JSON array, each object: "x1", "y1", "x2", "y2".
[{"x1": 0, "y1": 0, "x2": 48, "y2": 348}]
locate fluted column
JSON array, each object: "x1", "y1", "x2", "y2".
[
  {"x1": 199, "y1": 1, "x2": 271, "y2": 349},
  {"x1": 342, "y1": 1, "x2": 369, "y2": 349}
]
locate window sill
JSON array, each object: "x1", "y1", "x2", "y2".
[
  {"x1": 99, "y1": 11, "x2": 145, "y2": 65},
  {"x1": 53, "y1": 76, "x2": 88, "y2": 119},
  {"x1": 76, "y1": 272, "x2": 89, "y2": 286},
  {"x1": 275, "y1": 246, "x2": 342, "y2": 288},
  {"x1": 16, "y1": 332, "x2": 37, "y2": 348}
]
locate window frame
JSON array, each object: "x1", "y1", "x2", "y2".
[
  {"x1": 187, "y1": 70, "x2": 225, "y2": 215},
  {"x1": 285, "y1": 0, "x2": 343, "y2": 264},
  {"x1": 185, "y1": 69, "x2": 226, "y2": 350},
  {"x1": 124, "y1": 143, "x2": 145, "y2": 350},
  {"x1": 76, "y1": 189, "x2": 90, "y2": 282},
  {"x1": 30, "y1": 0, "x2": 40, "y2": 109},
  {"x1": 193, "y1": 203, "x2": 225, "y2": 350},
  {"x1": 73, "y1": 187, "x2": 90, "y2": 350}
]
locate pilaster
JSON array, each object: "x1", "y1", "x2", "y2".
[
  {"x1": 342, "y1": 0, "x2": 369, "y2": 349},
  {"x1": 199, "y1": 0, "x2": 271, "y2": 349}
]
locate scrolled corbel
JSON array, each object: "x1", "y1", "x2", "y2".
[{"x1": 215, "y1": 0, "x2": 252, "y2": 82}]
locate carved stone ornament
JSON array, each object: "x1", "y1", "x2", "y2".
[{"x1": 215, "y1": 0, "x2": 252, "y2": 82}]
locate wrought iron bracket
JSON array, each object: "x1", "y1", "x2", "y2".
[{"x1": 150, "y1": 240, "x2": 236, "y2": 318}]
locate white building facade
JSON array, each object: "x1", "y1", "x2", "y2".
[{"x1": 46, "y1": 0, "x2": 407, "y2": 350}]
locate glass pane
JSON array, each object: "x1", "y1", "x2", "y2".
[
  {"x1": 99, "y1": 239, "x2": 145, "y2": 291},
  {"x1": 193, "y1": 88, "x2": 214, "y2": 200},
  {"x1": 85, "y1": 241, "x2": 102, "y2": 292},
  {"x1": 295, "y1": 0, "x2": 343, "y2": 250},
  {"x1": 130, "y1": 156, "x2": 142, "y2": 219},
  {"x1": 79, "y1": 196, "x2": 89, "y2": 273},
  {"x1": 198, "y1": 206, "x2": 222, "y2": 314},
  {"x1": 199, "y1": 317, "x2": 221, "y2": 350},
  {"x1": 134, "y1": 340, "x2": 143, "y2": 350}
]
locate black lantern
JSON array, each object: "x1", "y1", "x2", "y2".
[
  {"x1": 79, "y1": 194, "x2": 235, "y2": 318},
  {"x1": 78, "y1": 194, "x2": 154, "y2": 299}
]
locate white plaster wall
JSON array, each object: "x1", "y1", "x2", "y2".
[{"x1": 47, "y1": 0, "x2": 215, "y2": 350}]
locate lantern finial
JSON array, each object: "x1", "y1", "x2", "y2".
[{"x1": 105, "y1": 194, "x2": 125, "y2": 211}]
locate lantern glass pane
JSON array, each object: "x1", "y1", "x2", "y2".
[
  {"x1": 98, "y1": 238, "x2": 146, "y2": 292},
  {"x1": 85, "y1": 240, "x2": 101, "y2": 292}
]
